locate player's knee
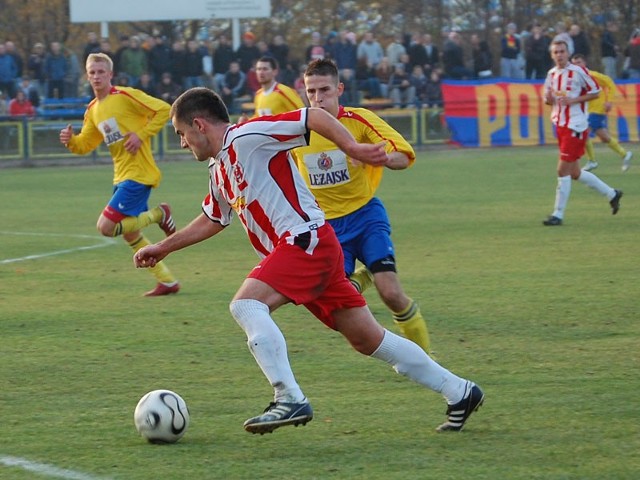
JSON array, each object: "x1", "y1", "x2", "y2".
[{"x1": 96, "y1": 222, "x2": 115, "y2": 237}]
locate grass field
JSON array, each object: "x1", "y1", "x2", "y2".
[{"x1": 1, "y1": 145, "x2": 638, "y2": 480}]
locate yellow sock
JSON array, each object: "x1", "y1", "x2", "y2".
[
  {"x1": 392, "y1": 300, "x2": 430, "y2": 352},
  {"x1": 585, "y1": 138, "x2": 595, "y2": 161},
  {"x1": 607, "y1": 138, "x2": 626, "y2": 157},
  {"x1": 349, "y1": 265, "x2": 374, "y2": 293},
  {"x1": 127, "y1": 235, "x2": 177, "y2": 284},
  {"x1": 114, "y1": 207, "x2": 163, "y2": 236}
]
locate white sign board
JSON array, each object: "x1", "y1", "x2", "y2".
[{"x1": 69, "y1": 0, "x2": 271, "y2": 22}]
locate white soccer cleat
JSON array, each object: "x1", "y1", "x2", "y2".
[{"x1": 583, "y1": 161, "x2": 599, "y2": 172}]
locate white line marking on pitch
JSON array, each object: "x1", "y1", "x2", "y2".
[
  {"x1": 0, "y1": 231, "x2": 117, "y2": 265},
  {"x1": 0, "y1": 455, "x2": 110, "y2": 480}
]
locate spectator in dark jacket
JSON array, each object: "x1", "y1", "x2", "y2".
[
  {"x1": 213, "y1": 35, "x2": 235, "y2": 92},
  {"x1": 156, "y1": 72, "x2": 182, "y2": 105},
  {"x1": 220, "y1": 61, "x2": 246, "y2": 113},
  {"x1": 524, "y1": 24, "x2": 551, "y2": 79},
  {"x1": 5, "y1": 41, "x2": 23, "y2": 81},
  {"x1": 601, "y1": 21, "x2": 620, "y2": 79},
  {"x1": 45, "y1": 41, "x2": 67, "y2": 98},
  {"x1": 570, "y1": 24, "x2": 591, "y2": 59},
  {"x1": 183, "y1": 40, "x2": 204, "y2": 89},
  {"x1": 442, "y1": 32, "x2": 473, "y2": 79},
  {"x1": 235, "y1": 32, "x2": 261, "y2": 73},
  {"x1": 149, "y1": 35, "x2": 173, "y2": 83},
  {"x1": 333, "y1": 30, "x2": 358, "y2": 73},
  {"x1": 269, "y1": 35, "x2": 290, "y2": 72},
  {"x1": 471, "y1": 34, "x2": 493, "y2": 78},
  {"x1": 0, "y1": 43, "x2": 18, "y2": 98},
  {"x1": 27, "y1": 42, "x2": 47, "y2": 97},
  {"x1": 408, "y1": 34, "x2": 439, "y2": 77}
]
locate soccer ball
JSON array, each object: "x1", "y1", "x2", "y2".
[{"x1": 134, "y1": 389, "x2": 190, "y2": 444}]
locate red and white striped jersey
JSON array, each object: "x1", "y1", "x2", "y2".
[
  {"x1": 543, "y1": 63, "x2": 600, "y2": 132},
  {"x1": 201, "y1": 108, "x2": 325, "y2": 258}
]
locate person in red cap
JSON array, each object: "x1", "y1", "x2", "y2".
[{"x1": 236, "y1": 32, "x2": 260, "y2": 73}]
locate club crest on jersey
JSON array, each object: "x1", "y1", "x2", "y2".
[
  {"x1": 232, "y1": 162, "x2": 248, "y2": 190},
  {"x1": 317, "y1": 152, "x2": 333, "y2": 171}
]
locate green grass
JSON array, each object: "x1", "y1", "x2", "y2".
[{"x1": 1, "y1": 145, "x2": 638, "y2": 480}]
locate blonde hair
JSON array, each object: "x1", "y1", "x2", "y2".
[{"x1": 86, "y1": 52, "x2": 113, "y2": 72}]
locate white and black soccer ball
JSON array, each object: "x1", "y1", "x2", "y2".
[{"x1": 134, "y1": 389, "x2": 190, "y2": 444}]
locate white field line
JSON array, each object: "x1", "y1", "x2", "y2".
[
  {"x1": 0, "y1": 231, "x2": 117, "y2": 265},
  {"x1": 0, "y1": 455, "x2": 110, "y2": 480}
]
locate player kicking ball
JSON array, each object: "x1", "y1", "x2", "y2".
[{"x1": 134, "y1": 88, "x2": 484, "y2": 434}]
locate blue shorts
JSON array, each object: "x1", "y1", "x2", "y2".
[
  {"x1": 588, "y1": 113, "x2": 607, "y2": 134},
  {"x1": 327, "y1": 197, "x2": 395, "y2": 276},
  {"x1": 108, "y1": 180, "x2": 152, "y2": 217}
]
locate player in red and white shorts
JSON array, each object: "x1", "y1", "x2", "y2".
[
  {"x1": 134, "y1": 87, "x2": 484, "y2": 435},
  {"x1": 542, "y1": 40, "x2": 622, "y2": 226}
]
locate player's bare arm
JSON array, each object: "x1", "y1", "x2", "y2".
[
  {"x1": 385, "y1": 151, "x2": 411, "y2": 170},
  {"x1": 134, "y1": 213, "x2": 224, "y2": 268}
]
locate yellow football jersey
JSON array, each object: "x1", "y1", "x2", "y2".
[
  {"x1": 67, "y1": 87, "x2": 170, "y2": 187},
  {"x1": 588, "y1": 70, "x2": 616, "y2": 115},
  {"x1": 292, "y1": 106, "x2": 415, "y2": 219},
  {"x1": 253, "y1": 82, "x2": 305, "y2": 117}
]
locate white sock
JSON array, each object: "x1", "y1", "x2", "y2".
[
  {"x1": 229, "y1": 299, "x2": 306, "y2": 403},
  {"x1": 371, "y1": 329, "x2": 468, "y2": 404},
  {"x1": 552, "y1": 175, "x2": 572, "y2": 219},
  {"x1": 577, "y1": 170, "x2": 616, "y2": 199}
]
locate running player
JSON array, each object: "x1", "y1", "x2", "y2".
[
  {"x1": 291, "y1": 58, "x2": 430, "y2": 352},
  {"x1": 570, "y1": 53, "x2": 632, "y2": 172},
  {"x1": 134, "y1": 87, "x2": 484, "y2": 434},
  {"x1": 542, "y1": 41, "x2": 622, "y2": 226},
  {"x1": 59, "y1": 53, "x2": 179, "y2": 296}
]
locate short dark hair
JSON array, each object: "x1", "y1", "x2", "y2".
[
  {"x1": 304, "y1": 58, "x2": 339, "y2": 79},
  {"x1": 549, "y1": 39, "x2": 569, "y2": 52},
  {"x1": 170, "y1": 87, "x2": 230, "y2": 125},
  {"x1": 257, "y1": 56, "x2": 278, "y2": 70},
  {"x1": 571, "y1": 53, "x2": 586, "y2": 62}
]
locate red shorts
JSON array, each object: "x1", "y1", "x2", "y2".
[
  {"x1": 556, "y1": 126, "x2": 588, "y2": 162},
  {"x1": 248, "y1": 223, "x2": 366, "y2": 329}
]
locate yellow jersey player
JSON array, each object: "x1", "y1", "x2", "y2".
[
  {"x1": 291, "y1": 58, "x2": 430, "y2": 352},
  {"x1": 571, "y1": 54, "x2": 632, "y2": 172},
  {"x1": 240, "y1": 56, "x2": 305, "y2": 122},
  {"x1": 59, "y1": 53, "x2": 179, "y2": 296}
]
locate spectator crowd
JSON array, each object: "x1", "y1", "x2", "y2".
[{"x1": 1, "y1": 20, "x2": 639, "y2": 118}]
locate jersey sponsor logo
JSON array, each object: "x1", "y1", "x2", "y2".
[
  {"x1": 308, "y1": 169, "x2": 350, "y2": 186},
  {"x1": 98, "y1": 117, "x2": 124, "y2": 146},
  {"x1": 303, "y1": 150, "x2": 350, "y2": 188}
]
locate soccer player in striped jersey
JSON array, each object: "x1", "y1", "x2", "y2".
[
  {"x1": 542, "y1": 40, "x2": 622, "y2": 226},
  {"x1": 291, "y1": 58, "x2": 430, "y2": 353},
  {"x1": 59, "y1": 53, "x2": 179, "y2": 296},
  {"x1": 570, "y1": 54, "x2": 633, "y2": 173},
  {"x1": 134, "y1": 87, "x2": 484, "y2": 434},
  {"x1": 238, "y1": 56, "x2": 305, "y2": 124}
]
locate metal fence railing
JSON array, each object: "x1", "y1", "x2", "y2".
[{"x1": 0, "y1": 108, "x2": 447, "y2": 165}]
